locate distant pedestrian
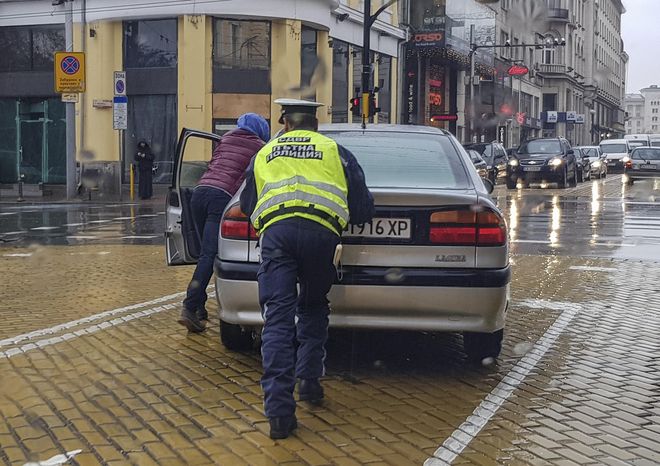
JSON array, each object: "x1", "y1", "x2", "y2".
[
  {"x1": 177, "y1": 113, "x2": 270, "y2": 333},
  {"x1": 135, "y1": 141, "x2": 154, "y2": 200},
  {"x1": 241, "y1": 99, "x2": 374, "y2": 439}
]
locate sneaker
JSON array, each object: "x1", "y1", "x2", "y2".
[
  {"x1": 197, "y1": 307, "x2": 209, "y2": 321},
  {"x1": 269, "y1": 415, "x2": 297, "y2": 440},
  {"x1": 298, "y1": 379, "x2": 324, "y2": 405},
  {"x1": 177, "y1": 308, "x2": 206, "y2": 333}
]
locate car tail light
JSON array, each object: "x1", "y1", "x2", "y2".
[
  {"x1": 429, "y1": 208, "x2": 506, "y2": 246},
  {"x1": 221, "y1": 204, "x2": 258, "y2": 240}
]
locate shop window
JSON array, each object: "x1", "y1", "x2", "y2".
[
  {"x1": 213, "y1": 19, "x2": 270, "y2": 94},
  {"x1": 332, "y1": 40, "x2": 350, "y2": 123},
  {"x1": 377, "y1": 55, "x2": 392, "y2": 123},
  {"x1": 301, "y1": 27, "x2": 318, "y2": 100},
  {"x1": 0, "y1": 25, "x2": 64, "y2": 72},
  {"x1": 124, "y1": 20, "x2": 178, "y2": 68}
]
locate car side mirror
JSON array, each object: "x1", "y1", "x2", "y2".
[
  {"x1": 567, "y1": 149, "x2": 574, "y2": 155},
  {"x1": 481, "y1": 177, "x2": 495, "y2": 194}
]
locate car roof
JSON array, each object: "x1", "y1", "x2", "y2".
[
  {"x1": 600, "y1": 139, "x2": 627, "y2": 143},
  {"x1": 318, "y1": 123, "x2": 451, "y2": 136}
]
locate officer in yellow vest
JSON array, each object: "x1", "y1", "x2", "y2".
[{"x1": 240, "y1": 99, "x2": 374, "y2": 439}]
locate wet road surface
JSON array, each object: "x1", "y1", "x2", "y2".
[{"x1": 1, "y1": 175, "x2": 660, "y2": 465}]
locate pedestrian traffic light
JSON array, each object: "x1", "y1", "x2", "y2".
[
  {"x1": 350, "y1": 97, "x2": 361, "y2": 117},
  {"x1": 369, "y1": 91, "x2": 381, "y2": 118}
]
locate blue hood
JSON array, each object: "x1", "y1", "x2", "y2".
[{"x1": 237, "y1": 113, "x2": 270, "y2": 142}]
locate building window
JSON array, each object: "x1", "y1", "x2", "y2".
[
  {"x1": 212, "y1": 19, "x2": 271, "y2": 93},
  {"x1": 332, "y1": 40, "x2": 350, "y2": 123},
  {"x1": 124, "y1": 20, "x2": 178, "y2": 68},
  {"x1": 0, "y1": 25, "x2": 65, "y2": 73},
  {"x1": 301, "y1": 27, "x2": 319, "y2": 100}
]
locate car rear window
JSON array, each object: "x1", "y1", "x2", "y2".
[
  {"x1": 632, "y1": 148, "x2": 660, "y2": 160},
  {"x1": 518, "y1": 140, "x2": 562, "y2": 155},
  {"x1": 601, "y1": 144, "x2": 627, "y2": 153},
  {"x1": 465, "y1": 144, "x2": 494, "y2": 163},
  {"x1": 581, "y1": 148, "x2": 600, "y2": 158},
  {"x1": 323, "y1": 131, "x2": 470, "y2": 190}
]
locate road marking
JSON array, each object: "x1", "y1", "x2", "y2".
[
  {"x1": 122, "y1": 235, "x2": 159, "y2": 239},
  {"x1": 66, "y1": 235, "x2": 98, "y2": 240},
  {"x1": 425, "y1": 300, "x2": 581, "y2": 466},
  {"x1": 23, "y1": 448, "x2": 82, "y2": 466},
  {"x1": 3, "y1": 253, "x2": 33, "y2": 257},
  {"x1": 113, "y1": 217, "x2": 135, "y2": 220},
  {"x1": 0, "y1": 291, "x2": 186, "y2": 349},
  {"x1": 87, "y1": 220, "x2": 113, "y2": 224},
  {"x1": 62, "y1": 223, "x2": 84, "y2": 227},
  {"x1": 569, "y1": 265, "x2": 617, "y2": 272},
  {"x1": 1, "y1": 231, "x2": 27, "y2": 235},
  {"x1": 30, "y1": 226, "x2": 59, "y2": 231}
]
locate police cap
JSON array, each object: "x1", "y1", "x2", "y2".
[{"x1": 274, "y1": 98, "x2": 324, "y2": 124}]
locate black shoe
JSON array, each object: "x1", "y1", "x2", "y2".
[
  {"x1": 197, "y1": 307, "x2": 208, "y2": 321},
  {"x1": 177, "y1": 308, "x2": 206, "y2": 333},
  {"x1": 298, "y1": 379, "x2": 324, "y2": 405},
  {"x1": 269, "y1": 415, "x2": 297, "y2": 440}
]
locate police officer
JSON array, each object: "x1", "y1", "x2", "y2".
[{"x1": 240, "y1": 99, "x2": 374, "y2": 439}]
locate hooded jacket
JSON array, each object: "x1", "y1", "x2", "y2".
[{"x1": 198, "y1": 128, "x2": 265, "y2": 196}]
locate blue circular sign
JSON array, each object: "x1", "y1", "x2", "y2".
[
  {"x1": 61, "y1": 56, "x2": 80, "y2": 75},
  {"x1": 116, "y1": 80, "x2": 125, "y2": 94}
]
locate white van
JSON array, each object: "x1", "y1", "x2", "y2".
[
  {"x1": 600, "y1": 139, "x2": 630, "y2": 172},
  {"x1": 625, "y1": 134, "x2": 651, "y2": 149},
  {"x1": 649, "y1": 134, "x2": 660, "y2": 148}
]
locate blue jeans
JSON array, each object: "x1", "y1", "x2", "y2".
[
  {"x1": 258, "y1": 218, "x2": 340, "y2": 418},
  {"x1": 183, "y1": 186, "x2": 231, "y2": 313}
]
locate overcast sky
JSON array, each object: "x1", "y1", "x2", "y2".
[{"x1": 622, "y1": 0, "x2": 659, "y2": 93}]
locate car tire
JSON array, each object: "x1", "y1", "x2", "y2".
[
  {"x1": 558, "y1": 168, "x2": 568, "y2": 188},
  {"x1": 220, "y1": 320, "x2": 254, "y2": 351},
  {"x1": 578, "y1": 168, "x2": 584, "y2": 183},
  {"x1": 569, "y1": 167, "x2": 578, "y2": 187},
  {"x1": 463, "y1": 329, "x2": 504, "y2": 361},
  {"x1": 506, "y1": 177, "x2": 517, "y2": 189}
]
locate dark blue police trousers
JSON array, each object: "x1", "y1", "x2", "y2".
[{"x1": 258, "y1": 217, "x2": 340, "y2": 418}]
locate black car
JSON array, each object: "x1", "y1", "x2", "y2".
[
  {"x1": 506, "y1": 138, "x2": 578, "y2": 189},
  {"x1": 464, "y1": 142, "x2": 508, "y2": 184},
  {"x1": 573, "y1": 147, "x2": 592, "y2": 182}
]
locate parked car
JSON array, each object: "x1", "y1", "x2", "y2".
[
  {"x1": 600, "y1": 139, "x2": 631, "y2": 173},
  {"x1": 575, "y1": 146, "x2": 607, "y2": 179},
  {"x1": 165, "y1": 125, "x2": 510, "y2": 361},
  {"x1": 626, "y1": 146, "x2": 660, "y2": 185},
  {"x1": 466, "y1": 149, "x2": 489, "y2": 179},
  {"x1": 464, "y1": 142, "x2": 508, "y2": 185},
  {"x1": 573, "y1": 147, "x2": 593, "y2": 182},
  {"x1": 506, "y1": 137, "x2": 578, "y2": 189},
  {"x1": 624, "y1": 134, "x2": 651, "y2": 149}
]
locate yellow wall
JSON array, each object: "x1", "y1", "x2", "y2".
[
  {"x1": 75, "y1": 21, "x2": 123, "y2": 163},
  {"x1": 270, "y1": 19, "x2": 302, "y2": 133},
  {"x1": 316, "y1": 30, "x2": 333, "y2": 124}
]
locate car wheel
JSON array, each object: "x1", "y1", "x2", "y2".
[
  {"x1": 463, "y1": 329, "x2": 504, "y2": 362},
  {"x1": 569, "y1": 167, "x2": 578, "y2": 187},
  {"x1": 578, "y1": 168, "x2": 584, "y2": 183},
  {"x1": 506, "y1": 177, "x2": 517, "y2": 189},
  {"x1": 220, "y1": 320, "x2": 254, "y2": 351},
  {"x1": 558, "y1": 168, "x2": 568, "y2": 188}
]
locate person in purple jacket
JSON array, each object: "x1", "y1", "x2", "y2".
[{"x1": 178, "y1": 113, "x2": 270, "y2": 333}]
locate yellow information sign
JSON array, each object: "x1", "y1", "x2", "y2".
[{"x1": 54, "y1": 52, "x2": 86, "y2": 93}]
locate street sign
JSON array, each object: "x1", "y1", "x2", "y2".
[
  {"x1": 114, "y1": 71, "x2": 126, "y2": 96},
  {"x1": 566, "y1": 111, "x2": 577, "y2": 122},
  {"x1": 547, "y1": 111, "x2": 558, "y2": 123},
  {"x1": 575, "y1": 114, "x2": 585, "y2": 124},
  {"x1": 61, "y1": 93, "x2": 79, "y2": 103},
  {"x1": 497, "y1": 125, "x2": 508, "y2": 147},
  {"x1": 54, "y1": 52, "x2": 85, "y2": 93},
  {"x1": 507, "y1": 64, "x2": 529, "y2": 77},
  {"x1": 431, "y1": 114, "x2": 458, "y2": 122},
  {"x1": 113, "y1": 96, "x2": 128, "y2": 130}
]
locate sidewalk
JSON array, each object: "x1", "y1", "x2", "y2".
[{"x1": 0, "y1": 185, "x2": 169, "y2": 206}]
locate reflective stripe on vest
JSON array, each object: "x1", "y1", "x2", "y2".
[{"x1": 252, "y1": 130, "x2": 349, "y2": 233}]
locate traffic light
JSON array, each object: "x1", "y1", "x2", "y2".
[
  {"x1": 369, "y1": 91, "x2": 381, "y2": 117},
  {"x1": 350, "y1": 96, "x2": 361, "y2": 117}
]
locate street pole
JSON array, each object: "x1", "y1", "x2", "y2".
[
  {"x1": 361, "y1": 0, "x2": 372, "y2": 129},
  {"x1": 468, "y1": 25, "x2": 476, "y2": 143},
  {"x1": 65, "y1": 0, "x2": 77, "y2": 200}
]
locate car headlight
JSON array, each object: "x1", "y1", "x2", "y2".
[
  {"x1": 508, "y1": 159, "x2": 519, "y2": 167},
  {"x1": 592, "y1": 161, "x2": 601, "y2": 167},
  {"x1": 622, "y1": 156, "x2": 631, "y2": 163},
  {"x1": 550, "y1": 158, "x2": 563, "y2": 167}
]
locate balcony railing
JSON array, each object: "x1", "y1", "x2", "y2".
[
  {"x1": 548, "y1": 8, "x2": 569, "y2": 21},
  {"x1": 537, "y1": 63, "x2": 569, "y2": 74}
]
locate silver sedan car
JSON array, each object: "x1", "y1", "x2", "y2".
[
  {"x1": 626, "y1": 146, "x2": 660, "y2": 185},
  {"x1": 165, "y1": 125, "x2": 511, "y2": 361}
]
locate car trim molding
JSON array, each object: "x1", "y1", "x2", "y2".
[{"x1": 216, "y1": 259, "x2": 511, "y2": 288}]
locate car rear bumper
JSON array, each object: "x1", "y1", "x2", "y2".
[
  {"x1": 628, "y1": 170, "x2": 660, "y2": 179},
  {"x1": 214, "y1": 260, "x2": 511, "y2": 333},
  {"x1": 508, "y1": 166, "x2": 563, "y2": 182}
]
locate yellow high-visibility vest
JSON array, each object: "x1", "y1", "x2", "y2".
[{"x1": 252, "y1": 130, "x2": 349, "y2": 235}]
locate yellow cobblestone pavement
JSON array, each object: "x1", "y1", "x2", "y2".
[{"x1": 2, "y1": 238, "x2": 659, "y2": 465}]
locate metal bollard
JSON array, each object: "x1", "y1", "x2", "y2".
[
  {"x1": 17, "y1": 174, "x2": 25, "y2": 203},
  {"x1": 130, "y1": 163, "x2": 135, "y2": 201}
]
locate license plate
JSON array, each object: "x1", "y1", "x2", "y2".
[
  {"x1": 345, "y1": 218, "x2": 411, "y2": 239},
  {"x1": 640, "y1": 164, "x2": 658, "y2": 170},
  {"x1": 523, "y1": 166, "x2": 542, "y2": 172},
  {"x1": 607, "y1": 162, "x2": 617, "y2": 166}
]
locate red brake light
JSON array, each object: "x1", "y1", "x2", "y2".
[
  {"x1": 221, "y1": 204, "x2": 258, "y2": 240},
  {"x1": 429, "y1": 208, "x2": 506, "y2": 246}
]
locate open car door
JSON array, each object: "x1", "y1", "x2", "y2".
[{"x1": 165, "y1": 128, "x2": 222, "y2": 265}]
